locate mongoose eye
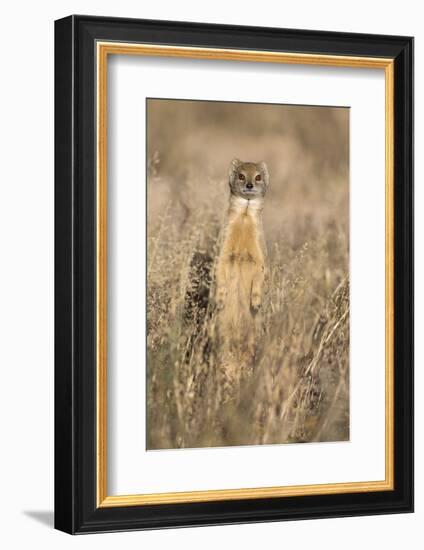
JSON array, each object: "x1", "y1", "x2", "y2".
[
  {"x1": 238, "y1": 173, "x2": 245, "y2": 181},
  {"x1": 255, "y1": 174, "x2": 262, "y2": 182}
]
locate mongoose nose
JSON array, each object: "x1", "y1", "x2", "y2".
[{"x1": 246, "y1": 182, "x2": 253, "y2": 189}]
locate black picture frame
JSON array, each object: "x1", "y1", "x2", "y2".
[{"x1": 55, "y1": 14, "x2": 414, "y2": 534}]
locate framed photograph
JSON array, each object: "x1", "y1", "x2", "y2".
[{"x1": 54, "y1": 15, "x2": 413, "y2": 534}]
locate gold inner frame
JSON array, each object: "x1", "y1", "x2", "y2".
[{"x1": 96, "y1": 42, "x2": 395, "y2": 508}]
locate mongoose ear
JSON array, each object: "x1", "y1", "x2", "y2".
[
  {"x1": 229, "y1": 159, "x2": 241, "y2": 180},
  {"x1": 258, "y1": 161, "x2": 269, "y2": 185}
]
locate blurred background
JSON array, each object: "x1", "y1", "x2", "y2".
[{"x1": 147, "y1": 99, "x2": 349, "y2": 249}]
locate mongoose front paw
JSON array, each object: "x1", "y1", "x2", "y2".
[
  {"x1": 216, "y1": 288, "x2": 226, "y2": 310},
  {"x1": 250, "y1": 293, "x2": 262, "y2": 314},
  {"x1": 216, "y1": 299, "x2": 225, "y2": 311}
]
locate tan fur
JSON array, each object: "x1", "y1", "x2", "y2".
[{"x1": 215, "y1": 160, "x2": 269, "y2": 390}]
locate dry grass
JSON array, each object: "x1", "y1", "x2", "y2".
[{"x1": 146, "y1": 99, "x2": 349, "y2": 449}]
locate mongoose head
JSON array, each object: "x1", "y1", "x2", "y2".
[{"x1": 229, "y1": 159, "x2": 269, "y2": 200}]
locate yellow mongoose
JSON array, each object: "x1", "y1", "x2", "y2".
[{"x1": 215, "y1": 159, "x2": 269, "y2": 379}]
